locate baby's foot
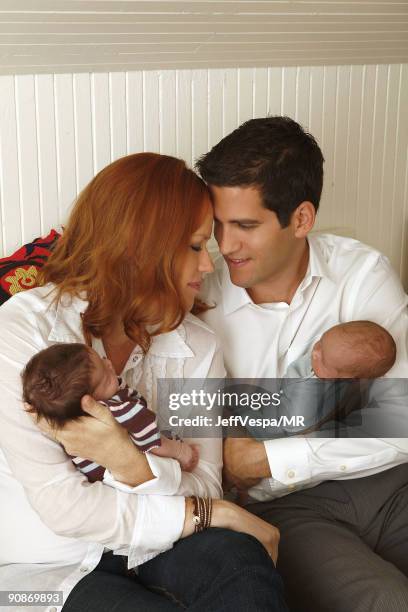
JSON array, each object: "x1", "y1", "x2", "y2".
[{"x1": 177, "y1": 441, "x2": 199, "y2": 472}]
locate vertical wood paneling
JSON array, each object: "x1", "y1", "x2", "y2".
[
  {"x1": 35, "y1": 74, "x2": 59, "y2": 233},
  {"x1": 295, "y1": 66, "x2": 310, "y2": 129},
  {"x1": 208, "y1": 69, "x2": 223, "y2": 150},
  {"x1": 332, "y1": 66, "x2": 349, "y2": 231},
  {"x1": 15, "y1": 75, "x2": 41, "y2": 242},
  {"x1": 0, "y1": 64, "x2": 407, "y2": 289},
  {"x1": 54, "y1": 74, "x2": 76, "y2": 223},
  {"x1": 344, "y1": 65, "x2": 364, "y2": 234},
  {"x1": 73, "y1": 73, "x2": 93, "y2": 194},
  {"x1": 175, "y1": 70, "x2": 192, "y2": 164},
  {"x1": 126, "y1": 71, "x2": 143, "y2": 154},
  {"x1": 396, "y1": 64, "x2": 408, "y2": 286},
  {"x1": 369, "y1": 65, "x2": 388, "y2": 251},
  {"x1": 91, "y1": 73, "x2": 110, "y2": 173},
  {"x1": 238, "y1": 68, "x2": 254, "y2": 124},
  {"x1": 281, "y1": 67, "x2": 296, "y2": 119},
  {"x1": 223, "y1": 69, "x2": 238, "y2": 136},
  {"x1": 320, "y1": 66, "x2": 337, "y2": 229},
  {"x1": 253, "y1": 67, "x2": 268, "y2": 119},
  {"x1": 0, "y1": 76, "x2": 20, "y2": 253},
  {"x1": 160, "y1": 70, "x2": 176, "y2": 156},
  {"x1": 191, "y1": 69, "x2": 208, "y2": 162},
  {"x1": 110, "y1": 72, "x2": 127, "y2": 161},
  {"x1": 356, "y1": 65, "x2": 376, "y2": 246},
  {"x1": 382, "y1": 65, "x2": 399, "y2": 260},
  {"x1": 267, "y1": 67, "x2": 283, "y2": 116},
  {"x1": 143, "y1": 71, "x2": 160, "y2": 152}
]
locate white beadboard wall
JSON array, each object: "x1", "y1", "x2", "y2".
[{"x1": 0, "y1": 64, "x2": 407, "y2": 287}]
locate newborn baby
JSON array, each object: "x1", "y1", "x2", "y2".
[
  {"x1": 22, "y1": 343, "x2": 198, "y2": 482},
  {"x1": 288, "y1": 320, "x2": 396, "y2": 379}
]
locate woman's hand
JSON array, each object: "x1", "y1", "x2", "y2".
[
  {"x1": 27, "y1": 395, "x2": 154, "y2": 486},
  {"x1": 181, "y1": 498, "x2": 279, "y2": 564},
  {"x1": 213, "y1": 499, "x2": 280, "y2": 563}
]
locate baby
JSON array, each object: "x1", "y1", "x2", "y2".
[
  {"x1": 237, "y1": 321, "x2": 396, "y2": 504},
  {"x1": 22, "y1": 343, "x2": 199, "y2": 482},
  {"x1": 288, "y1": 320, "x2": 396, "y2": 379},
  {"x1": 236, "y1": 320, "x2": 396, "y2": 441}
]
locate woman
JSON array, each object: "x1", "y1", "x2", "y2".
[{"x1": 0, "y1": 153, "x2": 287, "y2": 611}]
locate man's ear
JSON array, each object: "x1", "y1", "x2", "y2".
[{"x1": 292, "y1": 201, "x2": 316, "y2": 237}]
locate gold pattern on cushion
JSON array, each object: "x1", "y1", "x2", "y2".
[{"x1": 5, "y1": 266, "x2": 38, "y2": 294}]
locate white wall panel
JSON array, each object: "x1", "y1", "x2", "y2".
[
  {"x1": 35, "y1": 74, "x2": 59, "y2": 233},
  {"x1": 0, "y1": 64, "x2": 407, "y2": 290},
  {"x1": 0, "y1": 76, "x2": 20, "y2": 253},
  {"x1": 73, "y1": 73, "x2": 94, "y2": 194}
]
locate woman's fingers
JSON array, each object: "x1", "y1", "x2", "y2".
[{"x1": 80, "y1": 394, "x2": 115, "y2": 424}]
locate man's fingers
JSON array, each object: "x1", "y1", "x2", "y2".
[{"x1": 80, "y1": 395, "x2": 113, "y2": 424}]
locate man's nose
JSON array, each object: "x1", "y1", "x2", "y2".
[
  {"x1": 216, "y1": 226, "x2": 240, "y2": 255},
  {"x1": 199, "y1": 249, "x2": 215, "y2": 274}
]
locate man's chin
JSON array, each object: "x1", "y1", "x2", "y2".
[{"x1": 229, "y1": 272, "x2": 253, "y2": 289}]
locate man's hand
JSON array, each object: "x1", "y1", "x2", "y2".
[
  {"x1": 223, "y1": 438, "x2": 271, "y2": 491},
  {"x1": 27, "y1": 395, "x2": 154, "y2": 486}
]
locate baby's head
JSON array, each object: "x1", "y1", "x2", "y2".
[
  {"x1": 311, "y1": 321, "x2": 396, "y2": 379},
  {"x1": 22, "y1": 343, "x2": 118, "y2": 426}
]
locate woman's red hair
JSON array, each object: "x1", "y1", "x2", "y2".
[{"x1": 37, "y1": 153, "x2": 211, "y2": 352}]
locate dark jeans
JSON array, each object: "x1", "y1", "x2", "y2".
[{"x1": 63, "y1": 528, "x2": 288, "y2": 611}]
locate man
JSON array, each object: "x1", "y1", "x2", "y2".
[{"x1": 196, "y1": 117, "x2": 408, "y2": 612}]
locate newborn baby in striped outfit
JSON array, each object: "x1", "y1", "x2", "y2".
[{"x1": 22, "y1": 343, "x2": 198, "y2": 481}]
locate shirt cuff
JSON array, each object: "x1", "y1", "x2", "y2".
[
  {"x1": 128, "y1": 494, "x2": 185, "y2": 568},
  {"x1": 264, "y1": 436, "x2": 312, "y2": 486},
  {"x1": 103, "y1": 454, "x2": 182, "y2": 495}
]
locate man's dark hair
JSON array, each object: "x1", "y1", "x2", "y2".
[
  {"x1": 22, "y1": 343, "x2": 92, "y2": 426},
  {"x1": 196, "y1": 116, "x2": 324, "y2": 227}
]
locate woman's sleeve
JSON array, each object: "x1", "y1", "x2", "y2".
[{"x1": 0, "y1": 303, "x2": 185, "y2": 567}]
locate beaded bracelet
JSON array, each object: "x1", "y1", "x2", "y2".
[{"x1": 191, "y1": 496, "x2": 213, "y2": 533}]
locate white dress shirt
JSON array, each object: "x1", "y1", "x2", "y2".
[
  {"x1": 200, "y1": 233, "x2": 408, "y2": 501},
  {"x1": 0, "y1": 285, "x2": 224, "y2": 612}
]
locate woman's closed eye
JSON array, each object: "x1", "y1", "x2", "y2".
[{"x1": 191, "y1": 244, "x2": 202, "y2": 252}]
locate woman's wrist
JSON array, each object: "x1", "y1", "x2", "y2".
[
  {"x1": 211, "y1": 499, "x2": 237, "y2": 530},
  {"x1": 181, "y1": 498, "x2": 240, "y2": 539},
  {"x1": 181, "y1": 497, "x2": 195, "y2": 538}
]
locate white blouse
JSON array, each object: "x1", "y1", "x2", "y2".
[{"x1": 0, "y1": 285, "x2": 225, "y2": 612}]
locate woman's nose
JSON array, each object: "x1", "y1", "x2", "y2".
[{"x1": 199, "y1": 249, "x2": 215, "y2": 274}]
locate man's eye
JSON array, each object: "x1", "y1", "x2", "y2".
[
  {"x1": 238, "y1": 223, "x2": 256, "y2": 230},
  {"x1": 191, "y1": 245, "x2": 202, "y2": 252}
]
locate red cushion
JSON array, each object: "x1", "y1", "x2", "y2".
[{"x1": 0, "y1": 229, "x2": 61, "y2": 306}]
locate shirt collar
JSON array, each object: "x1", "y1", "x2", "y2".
[
  {"x1": 221, "y1": 233, "x2": 334, "y2": 316},
  {"x1": 48, "y1": 291, "x2": 193, "y2": 358},
  {"x1": 306, "y1": 233, "x2": 334, "y2": 284}
]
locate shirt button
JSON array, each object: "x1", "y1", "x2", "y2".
[
  {"x1": 287, "y1": 484, "x2": 296, "y2": 490},
  {"x1": 340, "y1": 465, "x2": 347, "y2": 471},
  {"x1": 80, "y1": 566, "x2": 89, "y2": 572},
  {"x1": 50, "y1": 608, "x2": 57, "y2": 612},
  {"x1": 287, "y1": 470, "x2": 295, "y2": 479}
]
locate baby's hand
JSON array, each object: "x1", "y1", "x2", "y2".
[{"x1": 177, "y1": 441, "x2": 199, "y2": 472}]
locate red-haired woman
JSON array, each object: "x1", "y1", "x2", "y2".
[{"x1": 0, "y1": 154, "x2": 287, "y2": 611}]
